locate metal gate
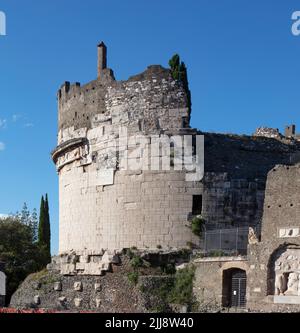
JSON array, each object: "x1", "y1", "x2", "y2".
[{"x1": 230, "y1": 270, "x2": 246, "y2": 308}]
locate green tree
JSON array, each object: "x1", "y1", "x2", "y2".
[
  {"x1": 44, "y1": 194, "x2": 51, "y2": 254},
  {"x1": 30, "y1": 208, "x2": 38, "y2": 243},
  {"x1": 38, "y1": 195, "x2": 51, "y2": 265},
  {"x1": 0, "y1": 217, "x2": 46, "y2": 303},
  {"x1": 38, "y1": 195, "x2": 45, "y2": 245},
  {"x1": 169, "y1": 54, "x2": 180, "y2": 80},
  {"x1": 20, "y1": 203, "x2": 30, "y2": 226},
  {"x1": 169, "y1": 54, "x2": 192, "y2": 116}
]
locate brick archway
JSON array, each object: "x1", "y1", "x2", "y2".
[{"x1": 222, "y1": 268, "x2": 247, "y2": 308}]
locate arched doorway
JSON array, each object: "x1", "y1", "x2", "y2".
[{"x1": 222, "y1": 268, "x2": 247, "y2": 308}]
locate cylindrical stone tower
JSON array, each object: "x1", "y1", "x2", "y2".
[{"x1": 52, "y1": 43, "x2": 201, "y2": 263}]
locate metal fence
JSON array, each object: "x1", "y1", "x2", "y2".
[{"x1": 200, "y1": 226, "x2": 253, "y2": 256}]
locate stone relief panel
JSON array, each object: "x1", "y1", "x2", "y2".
[
  {"x1": 274, "y1": 248, "x2": 300, "y2": 296},
  {"x1": 278, "y1": 228, "x2": 300, "y2": 239},
  {"x1": 56, "y1": 144, "x2": 90, "y2": 171}
]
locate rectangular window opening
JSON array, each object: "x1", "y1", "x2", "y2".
[{"x1": 192, "y1": 195, "x2": 202, "y2": 215}]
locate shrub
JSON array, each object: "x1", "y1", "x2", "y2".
[
  {"x1": 161, "y1": 263, "x2": 176, "y2": 275},
  {"x1": 168, "y1": 265, "x2": 195, "y2": 305},
  {"x1": 130, "y1": 255, "x2": 144, "y2": 269},
  {"x1": 127, "y1": 271, "x2": 139, "y2": 285},
  {"x1": 191, "y1": 216, "x2": 205, "y2": 237},
  {"x1": 125, "y1": 248, "x2": 135, "y2": 259}
]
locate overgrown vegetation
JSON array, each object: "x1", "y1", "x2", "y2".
[
  {"x1": 127, "y1": 271, "x2": 139, "y2": 285},
  {"x1": 125, "y1": 248, "x2": 196, "y2": 310},
  {"x1": 207, "y1": 250, "x2": 231, "y2": 257},
  {"x1": 126, "y1": 250, "x2": 149, "y2": 285},
  {"x1": 168, "y1": 265, "x2": 196, "y2": 306},
  {"x1": 160, "y1": 263, "x2": 176, "y2": 275},
  {"x1": 169, "y1": 54, "x2": 192, "y2": 116},
  {"x1": 141, "y1": 265, "x2": 197, "y2": 312},
  {"x1": 130, "y1": 255, "x2": 144, "y2": 269},
  {"x1": 191, "y1": 216, "x2": 205, "y2": 237}
]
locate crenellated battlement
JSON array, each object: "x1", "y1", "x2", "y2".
[{"x1": 57, "y1": 59, "x2": 189, "y2": 133}]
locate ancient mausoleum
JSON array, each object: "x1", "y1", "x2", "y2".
[{"x1": 11, "y1": 42, "x2": 300, "y2": 312}]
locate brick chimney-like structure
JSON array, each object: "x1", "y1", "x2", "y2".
[{"x1": 97, "y1": 41, "x2": 107, "y2": 80}]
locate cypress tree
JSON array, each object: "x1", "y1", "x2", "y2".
[
  {"x1": 38, "y1": 195, "x2": 45, "y2": 245},
  {"x1": 44, "y1": 194, "x2": 51, "y2": 255},
  {"x1": 38, "y1": 195, "x2": 51, "y2": 265},
  {"x1": 169, "y1": 54, "x2": 192, "y2": 116}
]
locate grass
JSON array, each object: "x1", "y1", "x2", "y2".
[{"x1": 30, "y1": 269, "x2": 48, "y2": 281}]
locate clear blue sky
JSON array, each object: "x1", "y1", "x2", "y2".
[{"x1": 1, "y1": 0, "x2": 300, "y2": 254}]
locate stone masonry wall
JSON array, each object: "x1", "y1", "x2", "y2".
[
  {"x1": 57, "y1": 65, "x2": 188, "y2": 134},
  {"x1": 193, "y1": 257, "x2": 249, "y2": 309},
  {"x1": 201, "y1": 133, "x2": 300, "y2": 228},
  {"x1": 247, "y1": 163, "x2": 300, "y2": 310},
  {"x1": 59, "y1": 169, "x2": 201, "y2": 253}
]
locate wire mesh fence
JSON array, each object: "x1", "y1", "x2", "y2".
[{"x1": 200, "y1": 226, "x2": 256, "y2": 256}]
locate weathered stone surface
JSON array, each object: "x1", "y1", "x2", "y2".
[
  {"x1": 10, "y1": 256, "x2": 175, "y2": 313},
  {"x1": 95, "y1": 298, "x2": 101, "y2": 308},
  {"x1": 94, "y1": 283, "x2": 101, "y2": 292},
  {"x1": 74, "y1": 282, "x2": 83, "y2": 291},
  {"x1": 274, "y1": 296, "x2": 300, "y2": 304},
  {"x1": 34, "y1": 295, "x2": 40, "y2": 305},
  {"x1": 74, "y1": 298, "x2": 83, "y2": 307},
  {"x1": 58, "y1": 297, "x2": 67, "y2": 304},
  {"x1": 53, "y1": 282, "x2": 62, "y2": 291},
  {"x1": 253, "y1": 127, "x2": 282, "y2": 139}
]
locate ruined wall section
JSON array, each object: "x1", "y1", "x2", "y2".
[
  {"x1": 201, "y1": 134, "x2": 300, "y2": 228},
  {"x1": 246, "y1": 164, "x2": 300, "y2": 309},
  {"x1": 202, "y1": 173, "x2": 265, "y2": 227},
  {"x1": 57, "y1": 65, "x2": 188, "y2": 138},
  {"x1": 260, "y1": 164, "x2": 300, "y2": 242}
]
